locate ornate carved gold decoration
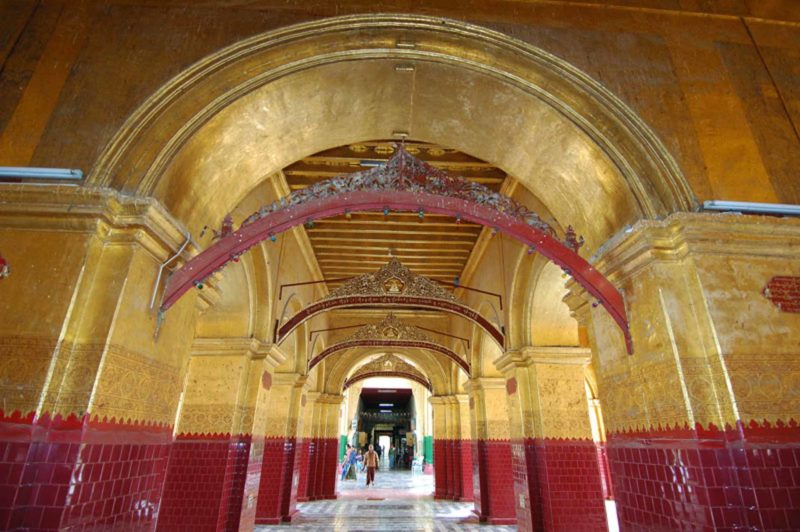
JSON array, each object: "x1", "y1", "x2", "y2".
[
  {"x1": 91, "y1": 344, "x2": 182, "y2": 426},
  {"x1": 345, "y1": 313, "x2": 433, "y2": 343},
  {"x1": 325, "y1": 257, "x2": 456, "y2": 302},
  {"x1": 345, "y1": 354, "x2": 430, "y2": 390},
  {"x1": 0, "y1": 336, "x2": 57, "y2": 415}
]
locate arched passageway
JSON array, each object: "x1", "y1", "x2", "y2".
[{"x1": 3, "y1": 7, "x2": 798, "y2": 532}]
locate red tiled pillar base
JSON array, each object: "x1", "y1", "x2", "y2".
[
  {"x1": 320, "y1": 438, "x2": 338, "y2": 499},
  {"x1": 239, "y1": 435, "x2": 264, "y2": 530},
  {"x1": 216, "y1": 435, "x2": 251, "y2": 532},
  {"x1": 433, "y1": 439, "x2": 449, "y2": 500},
  {"x1": 293, "y1": 439, "x2": 311, "y2": 505},
  {"x1": 530, "y1": 438, "x2": 606, "y2": 531},
  {"x1": 254, "y1": 437, "x2": 296, "y2": 525},
  {"x1": 608, "y1": 422, "x2": 800, "y2": 531},
  {"x1": 1, "y1": 412, "x2": 172, "y2": 531},
  {"x1": 300, "y1": 438, "x2": 318, "y2": 502},
  {"x1": 459, "y1": 440, "x2": 474, "y2": 501},
  {"x1": 446, "y1": 439, "x2": 457, "y2": 499},
  {"x1": 311, "y1": 437, "x2": 328, "y2": 500},
  {"x1": 158, "y1": 433, "x2": 250, "y2": 531},
  {"x1": 511, "y1": 440, "x2": 534, "y2": 532},
  {"x1": 473, "y1": 439, "x2": 516, "y2": 525}
]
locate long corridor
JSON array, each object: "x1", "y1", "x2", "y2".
[{"x1": 255, "y1": 471, "x2": 516, "y2": 531}]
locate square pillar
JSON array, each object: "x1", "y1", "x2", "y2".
[
  {"x1": 254, "y1": 373, "x2": 305, "y2": 525},
  {"x1": 497, "y1": 348, "x2": 607, "y2": 532},
  {"x1": 0, "y1": 187, "x2": 196, "y2": 530},
  {"x1": 465, "y1": 378, "x2": 517, "y2": 525},
  {"x1": 567, "y1": 213, "x2": 800, "y2": 530},
  {"x1": 429, "y1": 397, "x2": 450, "y2": 500}
]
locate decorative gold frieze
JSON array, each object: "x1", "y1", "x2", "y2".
[
  {"x1": 347, "y1": 354, "x2": 428, "y2": 384},
  {"x1": 325, "y1": 257, "x2": 456, "y2": 302},
  {"x1": 346, "y1": 314, "x2": 433, "y2": 343},
  {"x1": 91, "y1": 344, "x2": 182, "y2": 426},
  {"x1": 0, "y1": 335, "x2": 58, "y2": 415}
]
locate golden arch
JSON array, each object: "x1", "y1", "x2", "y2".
[{"x1": 89, "y1": 14, "x2": 694, "y2": 241}]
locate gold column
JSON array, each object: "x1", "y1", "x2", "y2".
[
  {"x1": 255, "y1": 372, "x2": 305, "y2": 524},
  {"x1": 0, "y1": 185, "x2": 197, "y2": 427},
  {"x1": 463, "y1": 377, "x2": 516, "y2": 524},
  {"x1": 564, "y1": 213, "x2": 800, "y2": 434},
  {"x1": 496, "y1": 347, "x2": 608, "y2": 530},
  {"x1": 565, "y1": 212, "x2": 800, "y2": 530},
  {"x1": 496, "y1": 347, "x2": 594, "y2": 441}
]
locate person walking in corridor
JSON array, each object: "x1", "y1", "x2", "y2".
[{"x1": 364, "y1": 444, "x2": 379, "y2": 486}]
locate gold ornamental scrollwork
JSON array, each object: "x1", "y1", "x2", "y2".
[{"x1": 325, "y1": 257, "x2": 457, "y2": 303}]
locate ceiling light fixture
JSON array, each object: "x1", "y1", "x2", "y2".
[
  {"x1": 0, "y1": 167, "x2": 83, "y2": 179},
  {"x1": 703, "y1": 200, "x2": 800, "y2": 216}
]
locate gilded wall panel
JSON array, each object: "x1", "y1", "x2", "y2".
[
  {"x1": 40, "y1": 342, "x2": 104, "y2": 417},
  {"x1": 178, "y1": 403, "x2": 237, "y2": 435},
  {"x1": 534, "y1": 364, "x2": 593, "y2": 440},
  {"x1": 0, "y1": 335, "x2": 56, "y2": 415},
  {"x1": 91, "y1": 344, "x2": 181, "y2": 425},
  {"x1": 725, "y1": 353, "x2": 800, "y2": 424}
]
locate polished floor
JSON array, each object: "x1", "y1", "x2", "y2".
[{"x1": 255, "y1": 469, "x2": 517, "y2": 531}]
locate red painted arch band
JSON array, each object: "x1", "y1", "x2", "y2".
[
  {"x1": 162, "y1": 191, "x2": 631, "y2": 353},
  {"x1": 344, "y1": 371, "x2": 432, "y2": 391},
  {"x1": 309, "y1": 339, "x2": 470, "y2": 374}
]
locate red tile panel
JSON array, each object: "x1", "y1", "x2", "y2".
[
  {"x1": 281, "y1": 439, "x2": 309, "y2": 522},
  {"x1": 531, "y1": 438, "x2": 607, "y2": 532},
  {"x1": 157, "y1": 437, "x2": 229, "y2": 530},
  {"x1": 303, "y1": 438, "x2": 319, "y2": 501},
  {"x1": 254, "y1": 437, "x2": 296, "y2": 525},
  {"x1": 511, "y1": 440, "x2": 534, "y2": 532},
  {"x1": 311, "y1": 438, "x2": 326, "y2": 500},
  {"x1": 608, "y1": 421, "x2": 800, "y2": 531},
  {"x1": 446, "y1": 439, "x2": 457, "y2": 499},
  {"x1": 320, "y1": 438, "x2": 338, "y2": 499},
  {"x1": 293, "y1": 439, "x2": 311, "y2": 505},
  {"x1": 459, "y1": 440, "x2": 474, "y2": 502},
  {"x1": 238, "y1": 435, "x2": 263, "y2": 531},
  {"x1": 1, "y1": 411, "x2": 172, "y2": 531},
  {"x1": 473, "y1": 439, "x2": 516, "y2": 525},
  {"x1": 433, "y1": 439, "x2": 449, "y2": 500},
  {"x1": 215, "y1": 435, "x2": 251, "y2": 532}
]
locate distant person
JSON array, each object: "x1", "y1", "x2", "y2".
[
  {"x1": 341, "y1": 445, "x2": 352, "y2": 481},
  {"x1": 364, "y1": 444, "x2": 379, "y2": 486},
  {"x1": 389, "y1": 445, "x2": 396, "y2": 469},
  {"x1": 343, "y1": 445, "x2": 358, "y2": 481}
]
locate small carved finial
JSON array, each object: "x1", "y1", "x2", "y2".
[
  {"x1": 564, "y1": 225, "x2": 585, "y2": 252},
  {"x1": 212, "y1": 214, "x2": 234, "y2": 240}
]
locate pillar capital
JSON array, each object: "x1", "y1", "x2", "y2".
[
  {"x1": 497, "y1": 346, "x2": 591, "y2": 373},
  {"x1": 316, "y1": 393, "x2": 344, "y2": 405},
  {"x1": 428, "y1": 395, "x2": 452, "y2": 405},
  {"x1": 463, "y1": 377, "x2": 505, "y2": 394},
  {"x1": 272, "y1": 372, "x2": 307, "y2": 389}
]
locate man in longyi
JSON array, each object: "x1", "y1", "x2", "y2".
[{"x1": 363, "y1": 444, "x2": 379, "y2": 487}]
